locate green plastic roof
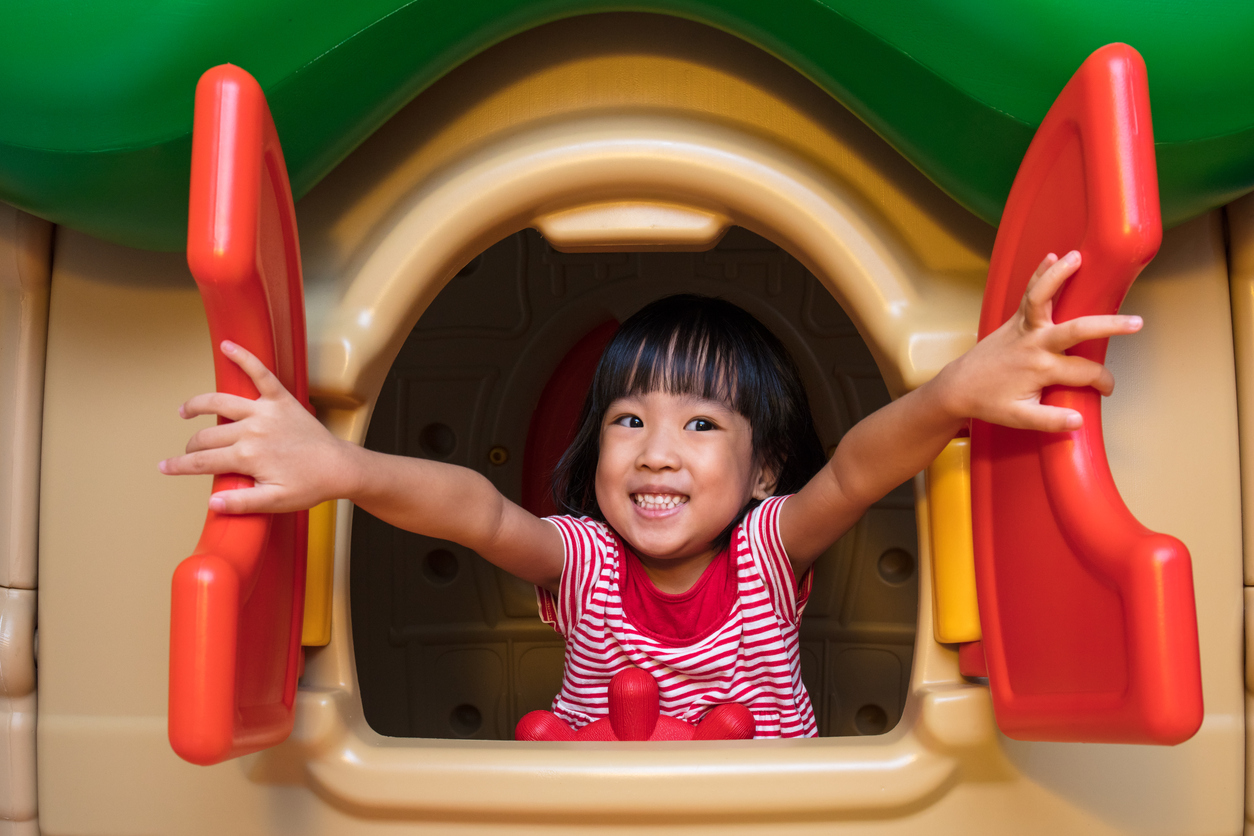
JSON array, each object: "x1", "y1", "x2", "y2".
[{"x1": 2, "y1": 1, "x2": 1252, "y2": 250}]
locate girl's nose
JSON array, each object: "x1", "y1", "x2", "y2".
[{"x1": 636, "y1": 427, "x2": 681, "y2": 471}]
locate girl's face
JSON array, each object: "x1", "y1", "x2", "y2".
[{"x1": 595, "y1": 390, "x2": 773, "y2": 563}]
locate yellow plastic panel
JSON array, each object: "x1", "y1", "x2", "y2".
[
  {"x1": 925, "y1": 437, "x2": 980, "y2": 643},
  {"x1": 301, "y1": 499, "x2": 337, "y2": 646}
]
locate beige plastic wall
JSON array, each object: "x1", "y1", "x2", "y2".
[
  {"x1": 34, "y1": 14, "x2": 1245, "y2": 835},
  {"x1": 1226, "y1": 192, "x2": 1254, "y2": 836},
  {"x1": 0, "y1": 203, "x2": 51, "y2": 836}
]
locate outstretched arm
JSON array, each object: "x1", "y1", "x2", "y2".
[
  {"x1": 159, "y1": 341, "x2": 563, "y2": 591},
  {"x1": 779, "y1": 251, "x2": 1143, "y2": 572}
]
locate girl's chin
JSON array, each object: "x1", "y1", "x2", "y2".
[
  {"x1": 617, "y1": 522, "x2": 716, "y2": 560},
  {"x1": 609, "y1": 514, "x2": 680, "y2": 546}
]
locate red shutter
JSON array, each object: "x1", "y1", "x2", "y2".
[
  {"x1": 970, "y1": 44, "x2": 1202, "y2": 745},
  {"x1": 521, "y1": 320, "x2": 619, "y2": 517},
  {"x1": 169, "y1": 65, "x2": 311, "y2": 765}
]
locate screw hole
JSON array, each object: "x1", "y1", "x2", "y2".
[
  {"x1": 854, "y1": 704, "x2": 888, "y2": 735},
  {"x1": 877, "y1": 548, "x2": 915, "y2": 585},
  {"x1": 422, "y1": 549, "x2": 459, "y2": 585},
  {"x1": 449, "y1": 703, "x2": 482, "y2": 737},
  {"x1": 488, "y1": 445, "x2": 509, "y2": 466},
  {"x1": 418, "y1": 422, "x2": 457, "y2": 459}
]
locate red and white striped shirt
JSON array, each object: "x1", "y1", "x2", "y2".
[{"x1": 536, "y1": 495, "x2": 817, "y2": 738}]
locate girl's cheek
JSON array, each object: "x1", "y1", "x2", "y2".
[{"x1": 593, "y1": 456, "x2": 621, "y2": 504}]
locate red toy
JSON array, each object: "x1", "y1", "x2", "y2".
[
  {"x1": 168, "y1": 65, "x2": 311, "y2": 765},
  {"x1": 516, "y1": 668, "x2": 756, "y2": 741},
  {"x1": 970, "y1": 44, "x2": 1203, "y2": 744}
]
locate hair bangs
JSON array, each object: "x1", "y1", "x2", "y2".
[{"x1": 614, "y1": 323, "x2": 746, "y2": 412}]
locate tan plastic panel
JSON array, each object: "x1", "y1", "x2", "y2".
[
  {"x1": 0, "y1": 816, "x2": 38, "y2": 836},
  {"x1": 298, "y1": 16, "x2": 992, "y2": 409},
  {"x1": 1247, "y1": 588, "x2": 1254, "y2": 830},
  {"x1": 307, "y1": 116, "x2": 983, "y2": 406},
  {"x1": 1229, "y1": 192, "x2": 1254, "y2": 834},
  {"x1": 0, "y1": 588, "x2": 36, "y2": 700},
  {"x1": 1229, "y1": 192, "x2": 1254, "y2": 585},
  {"x1": 36, "y1": 15, "x2": 1243, "y2": 836},
  {"x1": 0, "y1": 203, "x2": 48, "y2": 834},
  {"x1": 0, "y1": 588, "x2": 36, "y2": 827},
  {"x1": 0, "y1": 204, "x2": 52, "y2": 589}
]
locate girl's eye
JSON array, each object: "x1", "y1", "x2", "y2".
[
  {"x1": 614, "y1": 415, "x2": 644, "y2": 428},
  {"x1": 685, "y1": 418, "x2": 715, "y2": 432}
]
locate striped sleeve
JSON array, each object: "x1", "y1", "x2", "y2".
[
  {"x1": 743, "y1": 495, "x2": 812, "y2": 625},
  {"x1": 535, "y1": 516, "x2": 605, "y2": 637}
]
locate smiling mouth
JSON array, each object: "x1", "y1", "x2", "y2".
[{"x1": 631, "y1": 493, "x2": 689, "y2": 511}]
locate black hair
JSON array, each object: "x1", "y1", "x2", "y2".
[{"x1": 552, "y1": 295, "x2": 827, "y2": 548}]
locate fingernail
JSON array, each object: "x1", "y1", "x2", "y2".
[
  {"x1": 221, "y1": 340, "x2": 236, "y2": 352},
  {"x1": 157, "y1": 459, "x2": 167, "y2": 473},
  {"x1": 1129, "y1": 316, "x2": 1143, "y2": 328},
  {"x1": 1065, "y1": 413, "x2": 1083, "y2": 430},
  {"x1": 209, "y1": 495, "x2": 225, "y2": 512}
]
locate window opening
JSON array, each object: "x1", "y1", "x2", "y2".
[{"x1": 350, "y1": 228, "x2": 917, "y2": 739}]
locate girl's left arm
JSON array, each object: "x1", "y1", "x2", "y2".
[{"x1": 778, "y1": 251, "x2": 1143, "y2": 572}]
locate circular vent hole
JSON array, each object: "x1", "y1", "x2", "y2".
[
  {"x1": 877, "y1": 548, "x2": 915, "y2": 585},
  {"x1": 854, "y1": 704, "x2": 888, "y2": 735},
  {"x1": 422, "y1": 549, "x2": 459, "y2": 585},
  {"x1": 418, "y1": 422, "x2": 457, "y2": 459},
  {"x1": 449, "y1": 703, "x2": 482, "y2": 737}
]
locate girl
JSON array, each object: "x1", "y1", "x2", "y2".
[{"x1": 160, "y1": 250, "x2": 1138, "y2": 738}]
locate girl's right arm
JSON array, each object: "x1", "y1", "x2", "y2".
[
  {"x1": 778, "y1": 251, "x2": 1141, "y2": 575},
  {"x1": 158, "y1": 341, "x2": 564, "y2": 592}
]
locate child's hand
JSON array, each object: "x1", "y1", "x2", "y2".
[
  {"x1": 158, "y1": 341, "x2": 353, "y2": 514},
  {"x1": 939, "y1": 251, "x2": 1142, "y2": 432}
]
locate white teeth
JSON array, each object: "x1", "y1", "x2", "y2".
[{"x1": 632, "y1": 493, "x2": 688, "y2": 510}]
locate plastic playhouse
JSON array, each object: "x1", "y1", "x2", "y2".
[{"x1": 1, "y1": 3, "x2": 1253, "y2": 834}]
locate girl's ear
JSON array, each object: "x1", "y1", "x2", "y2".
[{"x1": 751, "y1": 459, "x2": 780, "y2": 501}]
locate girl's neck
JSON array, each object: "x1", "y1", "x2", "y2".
[{"x1": 631, "y1": 545, "x2": 720, "y2": 595}]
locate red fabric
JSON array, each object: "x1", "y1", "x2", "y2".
[
  {"x1": 536, "y1": 497, "x2": 817, "y2": 737},
  {"x1": 620, "y1": 542, "x2": 737, "y2": 646}
]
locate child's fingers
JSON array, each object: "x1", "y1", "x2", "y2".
[
  {"x1": 220, "y1": 341, "x2": 287, "y2": 400},
  {"x1": 1049, "y1": 355, "x2": 1115, "y2": 396},
  {"x1": 1044, "y1": 313, "x2": 1143, "y2": 352},
  {"x1": 184, "y1": 422, "x2": 245, "y2": 454},
  {"x1": 1016, "y1": 403, "x2": 1084, "y2": 433},
  {"x1": 157, "y1": 447, "x2": 240, "y2": 477},
  {"x1": 207, "y1": 484, "x2": 290, "y2": 515},
  {"x1": 1022, "y1": 251, "x2": 1081, "y2": 327},
  {"x1": 1028, "y1": 253, "x2": 1059, "y2": 283},
  {"x1": 179, "y1": 391, "x2": 255, "y2": 421},
  {"x1": 1020, "y1": 253, "x2": 1058, "y2": 320}
]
